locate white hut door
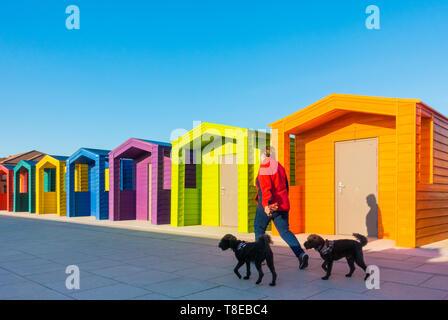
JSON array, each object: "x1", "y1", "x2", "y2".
[
  {"x1": 335, "y1": 138, "x2": 378, "y2": 237},
  {"x1": 220, "y1": 155, "x2": 238, "y2": 227}
]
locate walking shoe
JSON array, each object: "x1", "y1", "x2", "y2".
[{"x1": 299, "y1": 253, "x2": 309, "y2": 270}]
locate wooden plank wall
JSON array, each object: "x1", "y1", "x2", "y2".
[
  {"x1": 294, "y1": 112, "x2": 397, "y2": 238},
  {"x1": 416, "y1": 103, "x2": 448, "y2": 246}
]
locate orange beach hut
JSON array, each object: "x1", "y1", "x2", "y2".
[{"x1": 269, "y1": 94, "x2": 448, "y2": 248}]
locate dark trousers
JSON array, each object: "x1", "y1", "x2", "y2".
[{"x1": 254, "y1": 207, "x2": 305, "y2": 259}]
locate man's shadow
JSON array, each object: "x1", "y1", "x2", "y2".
[{"x1": 366, "y1": 194, "x2": 379, "y2": 238}]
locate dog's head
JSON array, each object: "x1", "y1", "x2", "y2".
[
  {"x1": 304, "y1": 234, "x2": 325, "y2": 250},
  {"x1": 218, "y1": 234, "x2": 238, "y2": 251}
]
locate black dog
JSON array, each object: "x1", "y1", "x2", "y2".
[
  {"x1": 304, "y1": 233, "x2": 370, "y2": 280},
  {"x1": 218, "y1": 234, "x2": 277, "y2": 286}
]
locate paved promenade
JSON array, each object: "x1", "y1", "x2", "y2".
[{"x1": 0, "y1": 212, "x2": 447, "y2": 300}]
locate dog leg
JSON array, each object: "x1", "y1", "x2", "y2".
[
  {"x1": 254, "y1": 261, "x2": 264, "y2": 285},
  {"x1": 266, "y1": 253, "x2": 277, "y2": 286},
  {"x1": 355, "y1": 249, "x2": 370, "y2": 280},
  {"x1": 243, "y1": 262, "x2": 251, "y2": 280},
  {"x1": 322, "y1": 261, "x2": 333, "y2": 280},
  {"x1": 345, "y1": 256, "x2": 355, "y2": 278},
  {"x1": 234, "y1": 261, "x2": 244, "y2": 279},
  {"x1": 354, "y1": 251, "x2": 370, "y2": 280}
]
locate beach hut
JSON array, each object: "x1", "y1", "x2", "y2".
[
  {"x1": 66, "y1": 148, "x2": 110, "y2": 220},
  {"x1": 13, "y1": 161, "x2": 38, "y2": 213},
  {"x1": 35, "y1": 155, "x2": 68, "y2": 216},
  {"x1": 109, "y1": 138, "x2": 171, "y2": 224},
  {"x1": 0, "y1": 164, "x2": 14, "y2": 211},
  {"x1": 269, "y1": 94, "x2": 448, "y2": 247},
  {"x1": 170, "y1": 122, "x2": 270, "y2": 233},
  {"x1": 0, "y1": 150, "x2": 45, "y2": 212},
  {"x1": 0, "y1": 150, "x2": 46, "y2": 166}
]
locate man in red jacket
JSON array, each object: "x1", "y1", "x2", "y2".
[{"x1": 254, "y1": 146, "x2": 309, "y2": 269}]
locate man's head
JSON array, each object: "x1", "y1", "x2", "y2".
[{"x1": 261, "y1": 146, "x2": 276, "y2": 162}]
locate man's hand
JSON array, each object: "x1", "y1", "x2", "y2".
[{"x1": 264, "y1": 206, "x2": 271, "y2": 216}]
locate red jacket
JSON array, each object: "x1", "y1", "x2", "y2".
[{"x1": 255, "y1": 158, "x2": 290, "y2": 211}]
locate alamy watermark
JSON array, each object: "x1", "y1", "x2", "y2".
[
  {"x1": 65, "y1": 265, "x2": 80, "y2": 290},
  {"x1": 365, "y1": 5, "x2": 380, "y2": 30},
  {"x1": 365, "y1": 265, "x2": 380, "y2": 289},
  {"x1": 66, "y1": 5, "x2": 80, "y2": 30},
  {"x1": 169, "y1": 121, "x2": 275, "y2": 168}
]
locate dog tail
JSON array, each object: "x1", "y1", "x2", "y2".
[
  {"x1": 257, "y1": 234, "x2": 273, "y2": 247},
  {"x1": 353, "y1": 233, "x2": 368, "y2": 247}
]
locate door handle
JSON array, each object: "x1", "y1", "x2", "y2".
[{"x1": 338, "y1": 181, "x2": 345, "y2": 193}]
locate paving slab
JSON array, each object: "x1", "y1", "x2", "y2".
[
  {"x1": 0, "y1": 272, "x2": 28, "y2": 286},
  {"x1": 23, "y1": 269, "x2": 91, "y2": 285},
  {"x1": 89, "y1": 265, "x2": 148, "y2": 278},
  {"x1": 374, "y1": 268, "x2": 433, "y2": 286},
  {"x1": 73, "y1": 259, "x2": 125, "y2": 272},
  {"x1": 1, "y1": 261, "x2": 67, "y2": 277},
  {"x1": 414, "y1": 263, "x2": 448, "y2": 276},
  {"x1": 308, "y1": 276, "x2": 369, "y2": 294},
  {"x1": 183, "y1": 285, "x2": 268, "y2": 300},
  {"x1": 149, "y1": 260, "x2": 202, "y2": 273},
  {"x1": 112, "y1": 269, "x2": 180, "y2": 287},
  {"x1": 365, "y1": 281, "x2": 448, "y2": 300},
  {"x1": 0, "y1": 280, "x2": 73, "y2": 300},
  {"x1": 147, "y1": 278, "x2": 221, "y2": 298},
  {"x1": 208, "y1": 273, "x2": 261, "y2": 290},
  {"x1": 247, "y1": 283, "x2": 327, "y2": 300},
  {"x1": 134, "y1": 292, "x2": 174, "y2": 300},
  {"x1": 69, "y1": 283, "x2": 151, "y2": 300},
  {"x1": 307, "y1": 288, "x2": 378, "y2": 300},
  {"x1": 173, "y1": 265, "x2": 234, "y2": 281},
  {"x1": 46, "y1": 274, "x2": 120, "y2": 294},
  {"x1": 420, "y1": 275, "x2": 448, "y2": 291}
]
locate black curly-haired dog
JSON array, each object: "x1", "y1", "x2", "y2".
[
  {"x1": 304, "y1": 233, "x2": 370, "y2": 281},
  {"x1": 218, "y1": 234, "x2": 277, "y2": 286}
]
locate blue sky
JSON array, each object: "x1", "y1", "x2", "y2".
[{"x1": 1, "y1": 0, "x2": 448, "y2": 157}]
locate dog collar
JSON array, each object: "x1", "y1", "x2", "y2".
[
  {"x1": 319, "y1": 240, "x2": 334, "y2": 255},
  {"x1": 237, "y1": 242, "x2": 247, "y2": 251}
]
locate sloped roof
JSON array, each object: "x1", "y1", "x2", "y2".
[
  {"x1": 50, "y1": 155, "x2": 69, "y2": 162},
  {"x1": 269, "y1": 94, "x2": 421, "y2": 134},
  {"x1": 82, "y1": 148, "x2": 111, "y2": 156},
  {"x1": 13, "y1": 160, "x2": 37, "y2": 171},
  {"x1": 0, "y1": 164, "x2": 14, "y2": 171},
  {"x1": 0, "y1": 150, "x2": 46, "y2": 166},
  {"x1": 135, "y1": 139, "x2": 171, "y2": 147},
  {"x1": 67, "y1": 148, "x2": 111, "y2": 162}
]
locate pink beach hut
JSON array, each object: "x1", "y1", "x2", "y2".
[{"x1": 109, "y1": 138, "x2": 171, "y2": 224}]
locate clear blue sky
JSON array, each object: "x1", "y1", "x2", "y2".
[{"x1": 1, "y1": 0, "x2": 448, "y2": 157}]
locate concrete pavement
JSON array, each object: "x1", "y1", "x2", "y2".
[{"x1": 0, "y1": 212, "x2": 447, "y2": 300}]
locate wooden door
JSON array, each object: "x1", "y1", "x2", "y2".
[{"x1": 335, "y1": 138, "x2": 378, "y2": 237}]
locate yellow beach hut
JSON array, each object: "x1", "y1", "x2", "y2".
[
  {"x1": 170, "y1": 122, "x2": 270, "y2": 233},
  {"x1": 35, "y1": 155, "x2": 68, "y2": 216}
]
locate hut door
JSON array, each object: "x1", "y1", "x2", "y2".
[
  {"x1": 335, "y1": 138, "x2": 378, "y2": 237},
  {"x1": 220, "y1": 155, "x2": 238, "y2": 227},
  {"x1": 148, "y1": 163, "x2": 152, "y2": 223}
]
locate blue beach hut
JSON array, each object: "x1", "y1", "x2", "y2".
[{"x1": 66, "y1": 148, "x2": 110, "y2": 219}]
